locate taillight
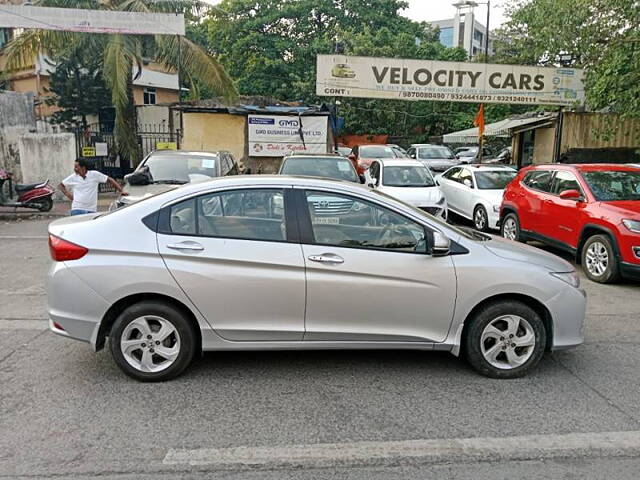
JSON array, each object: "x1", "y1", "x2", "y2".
[{"x1": 48, "y1": 234, "x2": 88, "y2": 261}]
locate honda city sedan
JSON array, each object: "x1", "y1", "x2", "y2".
[{"x1": 47, "y1": 176, "x2": 586, "y2": 381}]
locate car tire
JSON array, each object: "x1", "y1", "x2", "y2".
[
  {"x1": 501, "y1": 212, "x2": 521, "y2": 242},
  {"x1": 109, "y1": 300, "x2": 197, "y2": 382},
  {"x1": 581, "y1": 234, "x2": 620, "y2": 284},
  {"x1": 464, "y1": 300, "x2": 546, "y2": 379},
  {"x1": 473, "y1": 205, "x2": 489, "y2": 232}
]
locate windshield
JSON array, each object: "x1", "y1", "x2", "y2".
[
  {"x1": 383, "y1": 165, "x2": 436, "y2": 187},
  {"x1": 143, "y1": 154, "x2": 218, "y2": 183},
  {"x1": 419, "y1": 146, "x2": 455, "y2": 159},
  {"x1": 360, "y1": 146, "x2": 397, "y2": 158},
  {"x1": 458, "y1": 147, "x2": 478, "y2": 157},
  {"x1": 582, "y1": 170, "x2": 640, "y2": 201},
  {"x1": 280, "y1": 157, "x2": 358, "y2": 182},
  {"x1": 475, "y1": 170, "x2": 517, "y2": 190}
]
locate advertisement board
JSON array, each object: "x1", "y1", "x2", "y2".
[
  {"x1": 0, "y1": 5, "x2": 185, "y2": 35},
  {"x1": 248, "y1": 115, "x2": 328, "y2": 157},
  {"x1": 317, "y1": 55, "x2": 585, "y2": 106}
]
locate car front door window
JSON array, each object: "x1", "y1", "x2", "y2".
[{"x1": 304, "y1": 191, "x2": 426, "y2": 253}]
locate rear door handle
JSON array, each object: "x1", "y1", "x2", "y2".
[
  {"x1": 167, "y1": 241, "x2": 204, "y2": 251},
  {"x1": 308, "y1": 253, "x2": 344, "y2": 264}
]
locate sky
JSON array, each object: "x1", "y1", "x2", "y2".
[{"x1": 403, "y1": 0, "x2": 507, "y2": 30}]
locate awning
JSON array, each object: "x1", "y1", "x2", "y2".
[{"x1": 443, "y1": 114, "x2": 557, "y2": 144}]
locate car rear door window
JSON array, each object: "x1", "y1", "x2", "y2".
[
  {"x1": 523, "y1": 170, "x2": 554, "y2": 192},
  {"x1": 303, "y1": 191, "x2": 427, "y2": 253},
  {"x1": 163, "y1": 189, "x2": 286, "y2": 242},
  {"x1": 551, "y1": 171, "x2": 582, "y2": 195}
]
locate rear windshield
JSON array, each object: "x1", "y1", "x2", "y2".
[
  {"x1": 419, "y1": 146, "x2": 455, "y2": 159},
  {"x1": 280, "y1": 157, "x2": 359, "y2": 182}
]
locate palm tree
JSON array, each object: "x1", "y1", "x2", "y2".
[{"x1": 2, "y1": 0, "x2": 237, "y2": 162}]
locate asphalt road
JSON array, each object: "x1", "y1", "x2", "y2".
[{"x1": 1, "y1": 217, "x2": 640, "y2": 479}]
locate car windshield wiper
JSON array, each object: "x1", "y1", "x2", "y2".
[{"x1": 151, "y1": 179, "x2": 188, "y2": 185}]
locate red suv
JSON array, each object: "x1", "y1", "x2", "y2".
[{"x1": 500, "y1": 164, "x2": 640, "y2": 283}]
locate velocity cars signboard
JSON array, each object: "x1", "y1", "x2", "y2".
[
  {"x1": 248, "y1": 115, "x2": 328, "y2": 157},
  {"x1": 316, "y1": 55, "x2": 585, "y2": 106}
]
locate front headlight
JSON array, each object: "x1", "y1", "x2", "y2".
[
  {"x1": 622, "y1": 219, "x2": 640, "y2": 233},
  {"x1": 550, "y1": 271, "x2": 580, "y2": 289},
  {"x1": 492, "y1": 205, "x2": 500, "y2": 213}
]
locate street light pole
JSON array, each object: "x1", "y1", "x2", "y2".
[{"x1": 484, "y1": 0, "x2": 490, "y2": 59}]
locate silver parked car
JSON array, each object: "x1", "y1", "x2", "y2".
[
  {"x1": 111, "y1": 150, "x2": 239, "y2": 209},
  {"x1": 47, "y1": 176, "x2": 586, "y2": 381}
]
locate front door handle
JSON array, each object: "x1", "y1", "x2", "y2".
[
  {"x1": 167, "y1": 241, "x2": 204, "y2": 252},
  {"x1": 308, "y1": 253, "x2": 344, "y2": 264}
]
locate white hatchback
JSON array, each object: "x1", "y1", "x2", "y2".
[
  {"x1": 437, "y1": 165, "x2": 517, "y2": 231},
  {"x1": 365, "y1": 159, "x2": 447, "y2": 219}
]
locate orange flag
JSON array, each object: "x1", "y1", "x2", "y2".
[{"x1": 474, "y1": 104, "x2": 485, "y2": 138}]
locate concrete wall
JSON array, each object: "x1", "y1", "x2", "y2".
[
  {"x1": 0, "y1": 91, "x2": 36, "y2": 183},
  {"x1": 18, "y1": 133, "x2": 76, "y2": 201},
  {"x1": 532, "y1": 126, "x2": 556, "y2": 164},
  {"x1": 182, "y1": 112, "x2": 246, "y2": 162}
]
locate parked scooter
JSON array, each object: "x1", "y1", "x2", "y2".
[{"x1": 0, "y1": 169, "x2": 55, "y2": 212}]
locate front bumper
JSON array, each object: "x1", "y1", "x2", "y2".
[{"x1": 545, "y1": 282, "x2": 587, "y2": 351}]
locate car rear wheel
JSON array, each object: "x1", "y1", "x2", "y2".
[
  {"x1": 582, "y1": 234, "x2": 620, "y2": 284},
  {"x1": 501, "y1": 213, "x2": 521, "y2": 242},
  {"x1": 464, "y1": 300, "x2": 546, "y2": 379},
  {"x1": 109, "y1": 301, "x2": 196, "y2": 382},
  {"x1": 473, "y1": 205, "x2": 489, "y2": 232}
]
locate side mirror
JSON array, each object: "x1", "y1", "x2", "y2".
[
  {"x1": 125, "y1": 168, "x2": 151, "y2": 186},
  {"x1": 430, "y1": 231, "x2": 451, "y2": 257},
  {"x1": 410, "y1": 153, "x2": 416, "y2": 159},
  {"x1": 463, "y1": 178, "x2": 473, "y2": 188},
  {"x1": 559, "y1": 189, "x2": 583, "y2": 201},
  {"x1": 348, "y1": 154, "x2": 356, "y2": 161}
]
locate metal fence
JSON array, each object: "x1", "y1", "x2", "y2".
[{"x1": 74, "y1": 123, "x2": 180, "y2": 192}]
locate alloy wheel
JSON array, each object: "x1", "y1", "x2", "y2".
[
  {"x1": 480, "y1": 315, "x2": 535, "y2": 370},
  {"x1": 120, "y1": 316, "x2": 181, "y2": 373},
  {"x1": 474, "y1": 208, "x2": 487, "y2": 231},
  {"x1": 502, "y1": 217, "x2": 517, "y2": 240},
  {"x1": 585, "y1": 241, "x2": 609, "y2": 277}
]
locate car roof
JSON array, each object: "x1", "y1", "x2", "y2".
[
  {"x1": 149, "y1": 150, "x2": 223, "y2": 157},
  {"x1": 465, "y1": 165, "x2": 517, "y2": 172},
  {"x1": 528, "y1": 163, "x2": 640, "y2": 173},
  {"x1": 372, "y1": 158, "x2": 427, "y2": 168}
]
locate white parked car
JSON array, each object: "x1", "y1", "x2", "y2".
[
  {"x1": 437, "y1": 165, "x2": 517, "y2": 231},
  {"x1": 365, "y1": 159, "x2": 447, "y2": 219}
]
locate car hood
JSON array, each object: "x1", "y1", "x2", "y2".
[
  {"x1": 379, "y1": 185, "x2": 443, "y2": 206},
  {"x1": 483, "y1": 235, "x2": 574, "y2": 272},
  {"x1": 598, "y1": 200, "x2": 640, "y2": 218}
]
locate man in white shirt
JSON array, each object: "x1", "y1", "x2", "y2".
[{"x1": 59, "y1": 158, "x2": 128, "y2": 215}]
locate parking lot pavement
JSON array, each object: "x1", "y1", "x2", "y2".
[{"x1": 1, "y1": 218, "x2": 640, "y2": 479}]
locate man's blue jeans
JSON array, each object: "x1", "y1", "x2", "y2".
[{"x1": 70, "y1": 209, "x2": 95, "y2": 216}]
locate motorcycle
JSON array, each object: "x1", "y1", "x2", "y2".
[{"x1": 0, "y1": 169, "x2": 55, "y2": 212}]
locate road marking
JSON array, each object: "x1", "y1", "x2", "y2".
[
  {"x1": 163, "y1": 431, "x2": 640, "y2": 468},
  {"x1": 0, "y1": 319, "x2": 48, "y2": 330}
]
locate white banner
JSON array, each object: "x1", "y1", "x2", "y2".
[
  {"x1": 0, "y1": 5, "x2": 185, "y2": 35},
  {"x1": 317, "y1": 55, "x2": 585, "y2": 107},
  {"x1": 248, "y1": 115, "x2": 328, "y2": 157}
]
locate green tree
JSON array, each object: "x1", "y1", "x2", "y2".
[
  {"x1": 2, "y1": 0, "x2": 237, "y2": 162},
  {"x1": 203, "y1": 0, "x2": 496, "y2": 143},
  {"x1": 493, "y1": 0, "x2": 640, "y2": 117},
  {"x1": 44, "y1": 49, "x2": 112, "y2": 129}
]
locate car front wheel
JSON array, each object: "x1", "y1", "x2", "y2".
[
  {"x1": 473, "y1": 205, "x2": 489, "y2": 232},
  {"x1": 464, "y1": 300, "x2": 546, "y2": 379},
  {"x1": 581, "y1": 234, "x2": 620, "y2": 284},
  {"x1": 109, "y1": 301, "x2": 197, "y2": 381}
]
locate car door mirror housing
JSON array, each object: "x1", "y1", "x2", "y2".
[
  {"x1": 125, "y1": 168, "x2": 151, "y2": 186},
  {"x1": 430, "y1": 231, "x2": 450, "y2": 257},
  {"x1": 559, "y1": 189, "x2": 582, "y2": 201},
  {"x1": 463, "y1": 179, "x2": 473, "y2": 188}
]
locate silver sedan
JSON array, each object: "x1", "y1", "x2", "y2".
[{"x1": 47, "y1": 176, "x2": 586, "y2": 381}]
